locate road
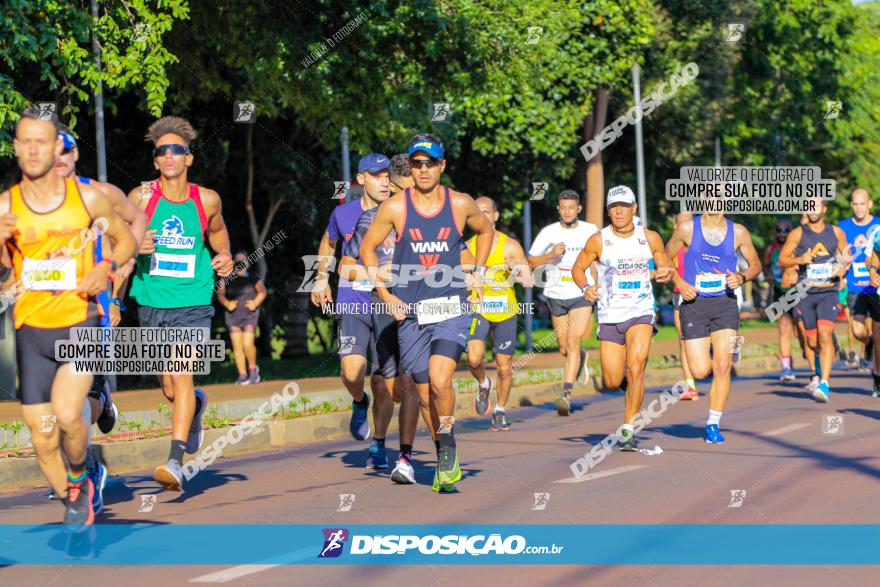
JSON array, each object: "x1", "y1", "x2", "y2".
[{"x1": 1, "y1": 364, "x2": 878, "y2": 585}]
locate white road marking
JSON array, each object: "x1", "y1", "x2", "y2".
[
  {"x1": 190, "y1": 546, "x2": 314, "y2": 583},
  {"x1": 553, "y1": 464, "x2": 649, "y2": 484},
  {"x1": 763, "y1": 422, "x2": 810, "y2": 437}
]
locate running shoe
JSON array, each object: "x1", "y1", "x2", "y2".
[
  {"x1": 844, "y1": 349, "x2": 853, "y2": 364},
  {"x1": 248, "y1": 366, "x2": 261, "y2": 385},
  {"x1": 555, "y1": 393, "x2": 571, "y2": 416},
  {"x1": 806, "y1": 376, "x2": 820, "y2": 393},
  {"x1": 859, "y1": 357, "x2": 872, "y2": 372},
  {"x1": 63, "y1": 477, "x2": 95, "y2": 530},
  {"x1": 779, "y1": 367, "x2": 796, "y2": 382},
  {"x1": 704, "y1": 424, "x2": 725, "y2": 444},
  {"x1": 679, "y1": 386, "x2": 699, "y2": 400},
  {"x1": 154, "y1": 459, "x2": 183, "y2": 491},
  {"x1": 436, "y1": 442, "x2": 461, "y2": 489},
  {"x1": 474, "y1": 378, "x2": 492, "y2": 416},
  {"x1": 186, "y1": 388, "x2": 208, "y2": 454},
  {"x1": 235, "y1": 373, "x2": 249, "y2": 385},
  {"x1": 491, "y1": 411, "x2": 510, "y2": 431},
  {"x1": 391, "y1": 455, "x2": 415, "y2": 485},
  {"x1": 367, "y1": 441, "x2": 388, "y2": 470},
  {"x1": 872, "y1": 375, "x2": 880, "y2": 398},
  {"x1": 96, "y1": 380, "x2": 117, "y2": 434},
  {"x1": 48, "y1": 489, "x2": 59, "y2": 500},
  {"x1": 619, "y1": 428, "x2": 637, "y2": 452},
  {"x1": 86, "y1": 461, "x2": 107, "y2": 515},
  {"x1": 577, "y1": 349, "x2": 589, "y2": 385},
  {"x1": 350, "y1": 393, "x2": 371, "y2": 441},
  {"x1": 813, "y1": 381, "x2": 830, "y2": 403}
]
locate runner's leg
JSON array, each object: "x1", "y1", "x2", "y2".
[
  {"x1": 599, "y1": 339, "x2": 626, "y2": 390},
  {"x1": 623, "y1": 324, "x2": 653, "y2": 427},
  {"x1": 340, "y1": 356, "x2": 367, "y2": 402},
  {"x1": 564, "y1": 306, "x2": 591, "y2": 385},
  {"x1": 22, "y1": 404, "x2": 67, "y2": 496},
  {"x1": 242, "y1": 329, "x2": 258, "y2": 372},
  {"x1": 708, "y1": 328, "x2": 736, "y2": 414},
  {"x1": 229, "y1": 330, "x2": 246, "y2": 378}
]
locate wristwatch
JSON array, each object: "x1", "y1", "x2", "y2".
[{"x1": 736, "y1": 272, "x2": 747, "y2": 284}]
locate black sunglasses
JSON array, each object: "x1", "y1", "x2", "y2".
[
  {"x1": 776, "y1": 226, "x2": 791, "y2": 233},
  {"x1": 410, "y1": 157, "x2": 439, "y2": 170},
  {"x1": 153, "y1": 144, "x2": 190, "y2": 158}
]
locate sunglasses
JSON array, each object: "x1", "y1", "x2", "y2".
[
  {"x1": 409, "y1": 157, "x2": 439, "y2": 170},
  {"x1": 776, "y1": 227, "x2": 791, "y2": 233},
  {"x1": 153, "y1": 144, "x2": 191, "y2": 158},
  {"x1": 61, "y1": 147, "x2": 73, "y2": 155}
]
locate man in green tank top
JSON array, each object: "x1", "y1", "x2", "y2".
[{"x1": 125, "y1": 116, "x2": 234, "y2": 491}]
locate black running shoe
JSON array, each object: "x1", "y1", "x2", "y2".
[
  {"x1": 873, "y1": 375, "x2": 880, "y2": 398},
  {"x1": 96, "y1": 380, "x2": 117, "y2": 434}
]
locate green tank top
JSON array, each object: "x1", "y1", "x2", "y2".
[{"x1": 130, "y1": 181, "x2": 215, "y2": 308}]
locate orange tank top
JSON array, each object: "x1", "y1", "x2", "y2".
[{"x1": 9, "y1": 177, "x2": 97, "y2": 329}]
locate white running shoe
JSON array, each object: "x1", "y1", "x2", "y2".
[
  {"x1": 390, "y1": 458, "x2": 415, "y2": 484},
  {"x1": 806, "y1": 376, "x2": 820, "y2": 393}
]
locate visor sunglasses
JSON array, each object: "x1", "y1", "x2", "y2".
[
  {"x1": 153, "y1": 144, "x2": 191, "y2": 158},
  {"x1": 409, "y1": 157, "x2": 440, "y2": 170}
]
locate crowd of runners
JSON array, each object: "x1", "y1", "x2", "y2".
[{"x1": 0, "y1": 113, "x2": 876, "y2": 531}]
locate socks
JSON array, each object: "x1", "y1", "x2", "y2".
[
  {"x1": 480, "y1": 376, "x2": 490, "y2": 390},
  {"x1": 781, "y1": 356, "x2": 791, "y2": 370},
  {"x1": 168, "y1": 439, "x2": 186, "y2": 463},
  {"x1": 563, "y1": 382, "x2": 573, "y2": 395},
  {"x1": 621, "y1": 423, "x2": 634, "y2": 437},
  {"x1": 438, "y1": 416, "x2": 455, "y2": 434},
  {"x1": 374, "y1": 437, "x2": 385, "y2": 448},
  {"x1": 68, "y1": 458, "x2": 87, "y2": 480},
  {"x1": 707, "y1": 410, "x2": 723, "y2": 427},
  {"x1": 494, "y1": 406, "x2": 505, "y2": 414},
  {"x1": 400, "y1": 444, "x2": 413, "y2": 457},
  {"x1": 67, "y1": 469, "x2": 87, "y2": 483}
]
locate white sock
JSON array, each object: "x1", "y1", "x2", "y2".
[
  {"x1": 621, "y1": 423, "x2": 634, "y2": 436},
  {"x1": 438, "y1": 416, "x2": 455, "y2": 434},
  {"x1": 480, "y1": 376, "x2": 490, "y2": 389},
  {"x1": 494, "y1": 406, "x2": 505, "y2": 414},
  {"x1": 707, "y1": 410, "x2": 722, "y2": 426}
]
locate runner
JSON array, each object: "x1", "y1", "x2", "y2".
[
  {"x1": 216, "y1": 251, "x2": 267, "y2": 384},
  {"x1": 672, "y1": 212, "x2": 699, "y2": 399},
  {"x1": 573, "y1": 186, "x2": 674, "y2": 450},
  {"x1": 527, "y1": 189, "x2": 598, "y2": 416},
  {"x1": 465, "y1": 196, "x2": 533, "y2": 431},
  {"x1": 0, "y1": 107, "x2": 135, "y2": 528},
  {"x1": 310, "y1": 153, "x2": 395, "y2": 450},
  {"x1": 838, "y1": 189, "x2": 880, "y2": 387},
  {"x1": 54, "y1": 125, "x2": 148, "y2": 510},
  {"x1": 359, "y1": 133, "x2": 494, "y2": 492},
  {"x1": 666, "y1": 211, "x2": 762, "y2": 443},
  {"x1": 338, "y1": 153, "x2": 421, "y2": 481},
  {"x1": 388, "y1": 153, "x2": 414, "y2": 198},
  {"x1": 127, "y1": 116, "x2": 234, "y2": 491},
  {"x1": 763, "y1": 218, "x2": 799, "y2": 381},
  {"x1": 778, "y1": 199, "x2": 850, "y2": 403}
]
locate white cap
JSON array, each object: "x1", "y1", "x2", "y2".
[{"x1": 607, "y1": 185, "x2": 636, "y2": 206}]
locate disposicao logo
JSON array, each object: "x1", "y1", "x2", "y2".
[{"x1": 318, "y1": 528, "x2": 349, "y2": 558}]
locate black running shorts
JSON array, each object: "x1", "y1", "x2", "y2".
[{"x1": 679, "y1": 295, "x2": 740, "y2": 340}]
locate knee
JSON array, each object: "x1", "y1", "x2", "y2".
[
  {"x1": 53, "y1": 406, "x2": 83, "y2": 431},
  {"x1": 467, "y1": 354, "x2": 482, "y2": 370},
  {"x1": 497, "y1": 363, "x2": 513, "y2": 380},
  {"x1": 602, "y1": 372, "x2": 622, "y2": 391},
  {"x1": 430, "y1": 375, "x2": 453, "y2": 397},
  {"x1": 29, "y1": 430, "x2": 58, "y2": 455},
  {"x1": 713, "y1": 357, "x2": 732, "y2": 378},
  {"x1": 625, "y1": 359, "x2": 645, "y2": 379},
  {"x1": 691, "y1": 364, "x2": 712, "y2": 380},
  {"x1": 818, "y1": 331, "x2": 834, "y2": 345}
]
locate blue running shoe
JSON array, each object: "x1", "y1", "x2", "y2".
[
  {"x1": 86, "y1": 461, "x2": 107, "y2": 515},
  {"x1": 350, "y1": 393, "x2": 371, "y2": 441},
  {"x1": 779, "y1": 367, "x2": 795, "y2": 382},
  {"x1": 705, "y1": 424, "x2": 725, "y2": 444},
  {"x1": 367, "y1": 441, "x2": 388, "y2": 469},
  {"x1": 813, "y1": 380, "x2": 830, "y2": 403}
]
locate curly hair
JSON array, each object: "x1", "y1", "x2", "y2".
[
  {"x1": 146, "y1": 116, "x2": 198, "y2": 145},
  {"x1": 389, "y1": 153, "x2": 411, "y2": 180}
]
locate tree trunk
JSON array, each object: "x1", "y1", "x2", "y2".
[{"x1": 584, "y1": 88, "x2": 609, "y2": 228}]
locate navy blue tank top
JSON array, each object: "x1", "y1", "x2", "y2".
[
  {"x1": 795, "y1": 222, "x2": 839, "y2": 292},
  {"x1": 391, "y1": 187, "x2": 467, "y2": 305},
  {"x1": 683, "y1": 216, "x2": 737, "y2": 298}
]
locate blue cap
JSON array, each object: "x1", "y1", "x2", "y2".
[
  {"x1": 407, "y1": 139, "x2": 444, "y2": 159},
  {"x1": 59, "y1": 131, "x2": 77, "y2": 151},
  {"x1": 357, "y1": 153, "x2": 390, "y2": 174}
]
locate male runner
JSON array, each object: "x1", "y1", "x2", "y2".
[
  {"x1": 573, "y1": 187, "x2": 673, "y2": 450},
  {"x1": 360, "y1": 134, "x2": 494, "y2": 492},
  {"x1": 528, "y1": 190, "x2": 598, "y2": 416},
  {"x1": 0, "y1": 107, "x2": 135, "y2": 527},
  {"x1": 310, "y1": 153, "x2": 395, "y2": 448},
  {"x1": 839, "y1": 189, "x2": 880, "y2": 387},
  {"x1": 763, "y1": 218, "x2": 799, "y2": 381},
  {"x1": 672, "y1": 212, "x2": 699, "y2": 400},
  {"x1": 388, "y1": 153, "x2": 414, "y2": 198},
  {"x1": 54, "y1": 125, "x2": 148, "y2": 510},
  {"x1": 339, "y1": 153, "x2": 421, "y2": 482},
  {"x1": 779, "y1": 200, "x2": 850, "y2": 402},
  {"x1": 466, "y1": 196, "x2": 533, "y2": 430},
  {"x1": 667, "y1": 211, "x2": 761, "y2": 443},
  {"x1": 127, "y1": 116, "x2": 234, "y2": 491}
]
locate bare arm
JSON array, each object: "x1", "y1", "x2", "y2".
[
  {"x1": 666, "y1": 219, "x2": 693, "y2": 290},
  {"x1": 98, "y1": 180, "x2": 147, "y2": 248},
  {"x1": 505, "y1": 237, "x2": 533, "y2": 287},
  {"x1": 572, "y1": 233, "x2": 602, "y2": 291},
  {"x1": 832, "y1": 226, "x2": 852, "y2": 278},
  {"x1": 734, "y1": 223, "x2": 762, "y2": 282},
  {"x1": 80, "y1": 185, "x2": 136, "y2": 296},
  {"x1": 201, "y1": 189, "x2": 233, "y2": 277},
  {"x1": 646, "y1": 229, "x2": 674, "y2": 283},
  {"x1": 778, "y1": 228, "x2": 804, "y2": 269},
  {"x1": 762, "y1": 245, "x2": 775, "y2": 282}
]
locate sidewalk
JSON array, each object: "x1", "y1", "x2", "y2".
[{"x1": 0, "y1": 324, "x2": 834, "y2": 424}]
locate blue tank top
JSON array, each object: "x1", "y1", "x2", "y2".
[
  {"x1": 683, "y1": 216, "x2": 737, "y2": 298},
  {"x1": 838, "y1": 217, "x2": 880, "y2": 294},
  {"x1": 79, "y1": 175, "x2": 111, "y2": 327},
  {"x1": 391, "y1": 187, "x2": 467, "y2": 305}
]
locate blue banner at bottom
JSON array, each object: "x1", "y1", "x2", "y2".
[{"x1": 0, "y1": 524, "x2": 878, "y2": 565}]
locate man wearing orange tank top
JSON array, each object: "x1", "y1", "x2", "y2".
[{"x1": 0, "y1": 107, "x2": 135, "y2": 530}]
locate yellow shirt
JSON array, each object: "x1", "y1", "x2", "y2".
[
  {"x1": 467, "y1": 232, "x2": 517, "y2": 322},
  {"x1": 10, "y1": 177, "x2": 97, "y2": 329}
]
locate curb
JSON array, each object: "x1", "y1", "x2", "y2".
[{"x1": 0, "y1": 355, "x2": 777, "y2": 493}]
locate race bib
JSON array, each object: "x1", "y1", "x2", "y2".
[
  {"x1": 695, "y1": 272, "x2": 726, "y2": 293},
  {"x1": 479, "y1": 294, "x2": 509, "y2": 315},
  {"x1": 612, "y1": 273, "x2": 646, "y2": 297},
  {"x1": 351, "y1": 279, "x2": 374, "y2": 292},
  {"x1": 150, "y1": 252, "x2": 196, "y2": 278},
  {"x1": 559, "y1": 268, "x2": 574, "y2": 284},
  {"x1": 416, "y1": 295, "x2": 462, "y2": 326},
  {"x1": 853, "y1": 261, "x2": 869, "y2": 283},
  {"x1": 22, "y1": 257, "x2": 76, "y2": 290},
  {"x1": 807, "y1": 262, "x2": 833, "y2": 283}
]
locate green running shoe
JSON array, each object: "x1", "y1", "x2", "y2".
[{"x1": 436, "y1": 445, "x2": 461, "y2": 488}]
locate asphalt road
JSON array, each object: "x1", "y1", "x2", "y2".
[{"x1": 1, "y1": 364, "x2": 878, "y2": 586}]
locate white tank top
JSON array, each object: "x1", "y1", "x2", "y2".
[{"x1": 597, "y1": 225, "x2": 655, "y2": 323}]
